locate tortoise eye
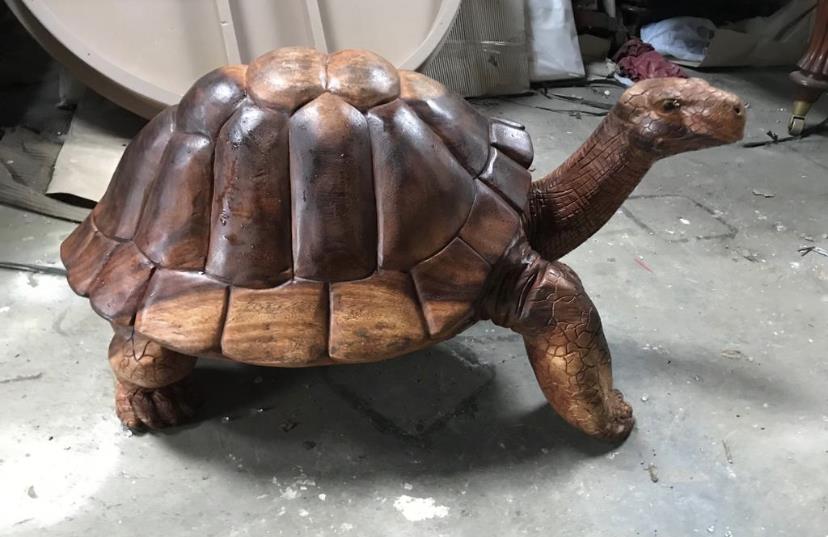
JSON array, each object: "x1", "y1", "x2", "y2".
[{"x1": 662, "y1": 99, "x2": 681, "y2": 112}]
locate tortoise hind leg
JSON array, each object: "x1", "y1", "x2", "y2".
[
  {"x1": 108, "y1": 327, "x2": 199, "y2": 430},
  {"x1": 483, "y1": 240, "x2": 634, "y2": 441}
]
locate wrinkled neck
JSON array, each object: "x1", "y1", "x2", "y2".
[{"x1": 528, "y1": 112, "x2": 657, "y2": 260}]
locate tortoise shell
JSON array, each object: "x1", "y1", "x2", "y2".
[{"x1": 60, "y1": 48, "x2": 533, "y2": 366}]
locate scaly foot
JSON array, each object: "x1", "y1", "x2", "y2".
[
  {"x1": 597, "y1": 389, "x2": 635, "y2": 442},
  {"x1": 115, "y1": 378, "x2": 199, "y2": 430}
]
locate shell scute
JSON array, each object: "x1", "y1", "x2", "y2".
[
  {"x1": 411, "y1": 237, "x2": 491, "y2": 337},
  {"x1": 92, "y1": 107, "x2": 176, "y2": 240},
  {"x1": 89, "y1": 243, "x2": 154, "y2": 326},
  {"x1": 206, "y1": 104, "x2": 292, "y2": 287},
  {"x1": 135, "y1": 269, "x2": 228, "y2": 355},
  {"x1": 61, "y1": 217, "x2": 120, "y2": 296},
  {"x1": 399, "y1": 70, "x2": 489, "y2": 175},
  {"x1": 133, "y1": 132, "x2": 214, "y2": 269},
  {"x1": 367, "y1": 100, "x2": 476, "y2": 271},
  {"x1": 329, "y1": 271, "x2": 427, "y2": 361},
  {"x1": 248, "y1": 48, "x2": 326, "y2": 113},
  {"x1": 479, "y1": 148, "x2": 532, "y2": 211},
  {"x1": 222, "y1": 280, "x2": 329, "y2": 365},
  {"x1": 177, "y1": 65, "x2": 247, "y2": 139},
  {"x1": 459, "y1": 182, "x2": 522, "y2": 264},
  {"x1": 326, "y1": 49, "x2": 400, "y2": 110},
  {"x1": 290, "y1": 93, "x2": 377, "y2": 281},
  {"x1": 490, "y1": 119, "x2": 533, "y2": 168}
]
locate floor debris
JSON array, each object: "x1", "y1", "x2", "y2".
[
  {"x1": 722, "y1": 440, "x2": 734, "y2": 465},
  {"x1": 798, "y1": 245, "x2": 828, "y2": 258},
  {"x1": 646, "y1": 463, "x2": 659, "y2": 483},
  {"x1": 634, "y1": 256, "x2": 654, "y2": 273},
  {"x1": 0, "y1": 372, "x2": 43, "y2": 384}
]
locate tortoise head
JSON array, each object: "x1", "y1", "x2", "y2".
[{"x1": 613, "y1": 77, "x2": 746, "y2": 157}]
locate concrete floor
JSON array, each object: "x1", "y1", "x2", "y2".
[{"x1": 1, "y1": 69, "x2": 827, "y2": 536}]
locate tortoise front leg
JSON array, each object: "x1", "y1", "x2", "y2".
[
  {"x1": 521, "y1": 261, "x2": 633, "y2": 441},
  {"x1": 484, "y1": 240, "x2": 634, "y2": 441},
  {"x1": 108, "y1": 326, "x2": 199, "y2": 430}
]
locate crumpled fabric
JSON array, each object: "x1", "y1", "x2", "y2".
[
  {"x1": 612, "y1": 38, "x2": 687, "y2": 81},
  {"x1": 640, "y1": 17, "x2": 716, "y2": 63}
]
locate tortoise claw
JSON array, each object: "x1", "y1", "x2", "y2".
[
  {"x1": 115, "y1": 378, "x2": 199, "y2": 430},
  {"x1": 597, "y1": 389, "x2": 635, "y2": 442}
]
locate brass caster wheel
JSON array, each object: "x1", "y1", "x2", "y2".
[{"x1": 788, "y1": 115, "x2": 806, "y2": 136}]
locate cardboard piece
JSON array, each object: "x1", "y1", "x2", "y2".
[
  {"x1": 48, "y1": 91, "x2": 144, "y2": 202},
  {"x1": 673, "y1": 0, "x2": 816, "y2": 68}
]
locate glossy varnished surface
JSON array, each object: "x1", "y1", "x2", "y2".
[
  {"x1": 61, "y1": 48, "x2": 535, "y2": 366},
  {"x1": 92, "y1": 107, "x2": 176, "y2": 240},
  {"x1": 329, "y1": 271, "x2": 427, "y2": 361},
  {"x1": 290, "y1": 93, "x2": 376, "y2": 281},
  {"x1": 247, "y1": 48, "x2": 326, "y2": 113},
  {"x1": 132, "y1": 132, "x2": 214, "y2": 269},
  {"x1": 528, "y1": 77, "x2": 744, "y2": 260},
  {"x1": 368, "y1": 100, "x2": 475, "y2": 271},
  {"x1": 326, "y1": 49, "x2": 399, "y2": 110},
  {"x1": 89, "y1": 243, "x2": 154, "y2": 326},
  {"x1": 399, "y1": 71, "x2": 490, "y2": 176},
  {"x1": 410, "y1": 237, "x2": 490, "y2": 337},
  {"x1": 459, "y1": 182, "x2": 522, "y2": 265},
  {"x1": 489, "y1": 119, "x2": 533, "y2": 168},
  {"x1": 206, "y1": 104, "x2": 292, "y2": 287},
  {"x1": 134, "y1": 269, "x2": 229, "y2": 355},
  {"x1": 61, "y1": 217, "x2": 119, "y2": 296},
  {"x1": 222, "y1": 280, "x2": 329, "y2": 365},
  {"x1": 479, "y1": 148, "x2": 532, "y2": 211},
  {"x1": 177, "y1": 65, "x2": 247, "y2": 139}
]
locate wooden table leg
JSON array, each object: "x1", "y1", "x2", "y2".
[{"x1": 789, "y1": 0, "x2": 828, "y2": 134}]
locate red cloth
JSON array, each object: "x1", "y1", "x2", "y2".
[{"x1": 613, "y1": 38, "x2": 687, "y2": 81}]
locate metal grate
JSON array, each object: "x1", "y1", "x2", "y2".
[{"x1": 421, "y1": 0, "x2": 530, "y2": 97}]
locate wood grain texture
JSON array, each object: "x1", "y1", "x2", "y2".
[
  {"x1": 481, "y1": 236, "x2": 634, "y2": 441},
  {"x1": 61, "y1": 217, "x2": 120, "y2": 296},
  {"x1": 248, "y1": 48, "x2": 326, "y2": 113},
  {"x1": 177, "y1": 65, "x2": 247, "y2": 139},
  {"x1": 206, "y1": 104, "x2": 292, "y2": 287},
  {"x1": 527, "y1": 113, "x2": 651, "y2": 261},
  {"x1": 61, "y1": 47, "x2": 538, "y2": 373},
  {"x1": 459, "y1": 182, "x2": 521, "y2": 265},
  {"x1": 528, "y1": 78, "x2": 744, "y2": 261},
  {"x1": 478, "y1": 148, "x2": 531, "y2": 211},
  {"x1": 290, "y1": 93, "x2": 376, "y2": 281},
  {"x1": 796, "y1": 0, "x2": 828, "y2": 76},
  {"x1": 399, "y1": 70, "x2": 490, "y2": 176},
  {"x1": 133, "y1": 132, "x2": 214, "y2": 269},
  {"x1": 329, "y1": 271, "x2": 427, "y2": 362},
  {"x1": 411, "y1": 237, "x2": 490, "y2": 337},
  {"x1": 222, "y1": 280, "x2": 329, "y2": 365},
  {"x1": 89, "y1": 243, "x2": 155, "y2": 325},
  {"x1": 367, "y1": 100, "x2": 475, "y2": 271},
  {"x1": 135, "y1": 269, "x2": 228, "y2": 355},
  {"x1": 109, "y1": 329, "x2": 197, "y2": 389},
  {"x1": 92, "y1": 107, "x2": 176, "y2": 240},
  {"x1": 60, "y1": 216, "x2": 96, "y2": 269},
  {"x1": 490, "y1": 120, "x2": 533, "y2": 168},
  {"x1": 108, "y1": 328, "x2": 198, "y2": 429},
  {"x1": 326, "y1": 49, "x2": 400, "y2": 110}
]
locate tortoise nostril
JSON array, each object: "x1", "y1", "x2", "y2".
[{"x1": 733, "y1": 104, "x2": 743, "y2": 116}]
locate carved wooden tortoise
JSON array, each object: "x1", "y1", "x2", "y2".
[{"x1": 61, "y1": 48, "x2": 745, "y2": 440}]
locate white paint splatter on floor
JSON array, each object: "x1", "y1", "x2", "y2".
[{"x1": 392, "y1": 495, "x2": 449, "y2": 521}]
